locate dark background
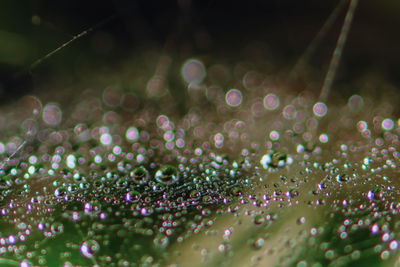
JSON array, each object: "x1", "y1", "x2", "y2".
[{"x1": 0, "y1": 0, "x2": 399, "y2": 101}]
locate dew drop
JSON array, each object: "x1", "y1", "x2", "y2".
[
  {"x1": 153, "y1": 234, "x2": 169, "y2": 249},
  {"x1": 50, "y1": 222, "x2": 64, "y2": 235},
  {"x1": 155, "y1": 165, "x2": 179, "y2": 185},
  {"x1": 251, "y1": 237, "x2": 264, "y2": 249},
  {"x1": 80, "y1": 240, "x2": 100, "y2": 259},
  {"x1": 313, "y1": 102, "x2": 328, "y2": 117},
  {"x1": 181, "y1": 59, "x2": 206, "y2": 85},
  {"x1": 225, "y1": 89, "x2": 243, "y2": 107},
  {"x1": 382, "y1": 118, "x2": 394, "y2": 131},
  {"x1": 130, "y1": 166, "x2": 149, "y2": 184},
  {"x1": 42, "y1": 103, "x2": 62, "y2": 126},
  {"x1": 126, "y1": 190, "x2": 141, "y2": 202},
  {"x1": 263, "y1": 93, "x2": 280, "y2": 110}
]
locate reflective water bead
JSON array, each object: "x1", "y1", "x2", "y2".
[
  {"x1": 130, "y1": 166, "x2": 150, "y2": 185},
  {"x1": 80, "y1": 240, "x2": 100, "y2": 259},
  {"x1": 155, "y1": 165, "x2": 179, "y2": 185}
]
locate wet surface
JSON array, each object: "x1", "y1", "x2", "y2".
[
  {"x1": 0, "y1": 53, "x2": 399, "y2": 266},
  {"x1": 0, "y1": 1, "x2": 400, "y2": 266}
]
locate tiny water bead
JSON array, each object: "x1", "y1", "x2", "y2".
[
  {"x1": 153, "y1": 234, "x2": 169, "y2": 249},
  {"x1": 100, "y1": 133, "x2": 112, "y2": 145},
  {"x1": 225, "y1": 89, "x2": 243, "y2": 107},
  {"x1": 50, "y1": 222, "x2": 64, "y2": 234},
  {"x1": 42, "y1": 103, "x2": 62, "y2": 126},
  {"x1": 335, "y1": 173, "x2": 351, "y2": 183},
  {"x1": 313, "y1": 102, "x2": 328, "y2": 117},
  {"x1": 319, "y1": 133, "x2": 329, "y2": 143},
  {"x1": 382, "y1": 118, "x2": 394, "y2": 131},
  {"x1": 181, "y1": 58, "x2": 206, "y2": 85},
  {"x1": 80, "y1": 240, "x2": 100, "y2": 259},
  {"x1": 269, "y1": 130, "x2": 280, "y2": 141},
  {"x1": 348, "y1": 94, "x2": 364, "y2": 111},
  {"x1": 130, "y1": 166, "x2": 149, "y2": 184},
  {"x1": 263, "y1": 93, "x2": 280, "y2": 110},
  {"x1": 125, "y1": 127, "x2": 139, "y2": 142},
  {"x1": 125, "y1": 190, "x2": 141, "y2": 202},
  {"x1": 260, "y1": 151, "x2": 292, "y2": 169},
  {"x1": 155, "y1": 165, "x2": 179, "y2": 185}
]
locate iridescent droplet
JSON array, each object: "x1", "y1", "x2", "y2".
[
  {"x1": 155, "y1": 165, "x2": 179, "y2": 185},
  {"x1": 80, "y1": 240, "x2": 100, "y2": 259},
  {"x1": 130, "y1": 166, "x2": 149, "y2": 185}
]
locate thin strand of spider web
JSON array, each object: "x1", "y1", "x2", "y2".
[
  {"x1": 28, "y1": 15, "x2": 116, "y2": 72},
  {"x1": 291, "y1": 0, "x2": 347, "y2": 77},
  {"x1": 319, "y1": 0, "x2": 359, "y2": 102},
  {"x1": 0, "y1": 140, "x2": 27, "y2": 170}
]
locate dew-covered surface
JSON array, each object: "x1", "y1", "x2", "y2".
[
  {"x1": 1, "y1": 40, "x2": 400, "y2": 267},
  {"x1": 0, "y1": 55, "x2": 399, "y2": 267}
]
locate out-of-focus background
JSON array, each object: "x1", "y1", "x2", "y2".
[{"x1": 0, "y1": 0, "x2": 399, "y2": 102}]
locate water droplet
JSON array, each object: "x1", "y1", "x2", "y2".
[
  {"x1": 382, "y1": 118, "x2": 394, "y2": 131},
  {"x1": 126, "y1": 190, "x2": 141, "y2": 202},
  {"x1": 225, "y1": 89, "x2": 243, "y2": 107},
  {"x1": 336, "y1": 174, "x2": 350, "y2": 183},
  {"x1": 153, "y1": 234, "x2": 169, "y2": 249},
  {"x1": 251, "y1": 237, "x2": 264, "y2": 249},
  {"x1": 155, "y1": 165, "x2": 179, "y2": 185},
  {"x1": 80, "y1": 240, "x2": 100, "y2": 259},
  {"x1": 263, "y1": 93, "x2": 280, "y2": 110},
  {"x1": 181, "y1": 59, "x2": 206, "y2": 85},
  {"x1": 313, "y1": 102, "x2": 328, "y2": 117},
  {"x1": 297, "y1": 216, "x2": 306, "y2": 225},
  {"x1": 50, "y1": 222, "x2": 64, "y2": 234},
  {"x1": 130, "y1": 166, "x2": 149, "y2": 185},
  {"x1": 42, "y1": 103, "x2": 62, "y2": 126}
]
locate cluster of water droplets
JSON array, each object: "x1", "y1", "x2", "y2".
[{"x1": 0, "y1": 53, "x2": 399, "y2": 266}]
